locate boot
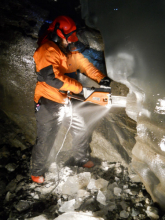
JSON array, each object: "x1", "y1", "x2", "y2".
[
  {"x1": 83, "y1": 160, "x2": 94, "y2": 168},
  {"x1": 64, "y1": 157, "x2": 94, "y2": 168},
  {"x1": 31, "y1": 175, "x2": 44, "y2": 183}
]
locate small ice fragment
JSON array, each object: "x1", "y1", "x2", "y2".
[
  {"x1": 108, "y1": 182, "x2": 118, "y2": 191},
  {"x1": 124, "y1": 189, "x2": 132, "y2": 195},
  {"x1": 87, "y1": 179, "x2": 97, "y2": 190},
  {"x1": 59, "y1": 199, "x2": 76, "y2": 213},
  {"x1": 62, "y1": 176, "x2": 79, "y2": 195},
  {"x1": 5, "y1": 163, "x2": 17, "y2": 172},
  {"x1": 54, "y1": 211, "x2": 104, "y2": 219},
  {"x1": 77, "y1": 189, "x2": 90, "y2": 198},
  {"x1": 78, "y1": 172, "x2": 91, "y2": 188},
  {"x1": 97, "y1": 190, "x2": 106, "y2": 205},
  {"x1": 108, "y1": 202, "x2": 116, "y2": 211},
  {"x1": 114, "y1": 187, "x2": 122, "y2": 196},
  {"x1": 120, "y1": 210, "x2": 129, "y2": 218},
  {"x1": 146, "y1": 206, "x2": 159, "y2": 219},
  {"x1": 25, "y1": 215, "x2": 47, "y2": 220},
  {"x1": 115, "y1": 177, "x2": 120, "y2": 182},
  {"x1": 95, "y1": 178, "x2": 109, "y2": 190}
]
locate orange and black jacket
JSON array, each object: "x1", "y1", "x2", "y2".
[{"x1": 33, "y1": 40, "x2": 106, "y2": 104}]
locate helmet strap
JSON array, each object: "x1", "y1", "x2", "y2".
[
  {"x1": 63, "y1": 29, "x2": 77, "y2": 42},
  {"x1": 51, "y1": 22, "x2": 77, "y2": 43},
  {"x1": 50, "y1": 22, "x2": 60, "y2": 43}
]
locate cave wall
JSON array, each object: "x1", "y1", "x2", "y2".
[{"x1": 0, "y1": 0, "x2": 49, "y2": 143}]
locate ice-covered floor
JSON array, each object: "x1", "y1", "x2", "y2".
[{"x1": 0, "y1": 110, "x2": 164, "y2": 220}]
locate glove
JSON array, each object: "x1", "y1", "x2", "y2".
[
  {"x1": 78, "y1": 89, "x2": 84, "y2": 96},
  {"x1": 99, "y1": 76, "x2": 111, "y2": 87}
]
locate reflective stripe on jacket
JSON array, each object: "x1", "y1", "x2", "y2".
[{"x1": 33, "y1": 40, "x2": 105, "y2": 104}]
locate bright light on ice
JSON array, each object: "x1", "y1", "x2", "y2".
[
  {"x1": 155, "y1": 98, "x2": 165, "y2": 114},
  {"x1": 137, "y1": 124, "x2": 147, "y2": 138},
  {"x1": 159, "y1": 136, "x2": 165, "y2": 152}
]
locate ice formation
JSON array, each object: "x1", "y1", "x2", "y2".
[
  {"x1": 54, "y1": 212, "x2": 104, "y2": 220},
  {"x1": 80, "y1": 0, "x2": 165, "y2": 209}
]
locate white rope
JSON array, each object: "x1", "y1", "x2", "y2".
[{"x1": 55, "y1": 99, "x2": 73, "y2": 161}]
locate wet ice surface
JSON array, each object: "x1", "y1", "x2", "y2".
[
  {"x1": 80, "y1": 0, "x2": 165, "y2": 210},
  {"x1": 1, "y1": 140, "x2": 164, "y2": 220}
]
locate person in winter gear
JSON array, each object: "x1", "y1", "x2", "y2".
[{"x1": 31, "y1": 15, "x2": 111, "y2": 184}]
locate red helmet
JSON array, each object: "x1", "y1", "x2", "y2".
[{"x1": 48, "y1": 16, "x2": 78, "y2": 42}]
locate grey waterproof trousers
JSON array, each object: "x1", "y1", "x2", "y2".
[{"x1": 31, "y1": 97, "x2": 92, "y2": 176}]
